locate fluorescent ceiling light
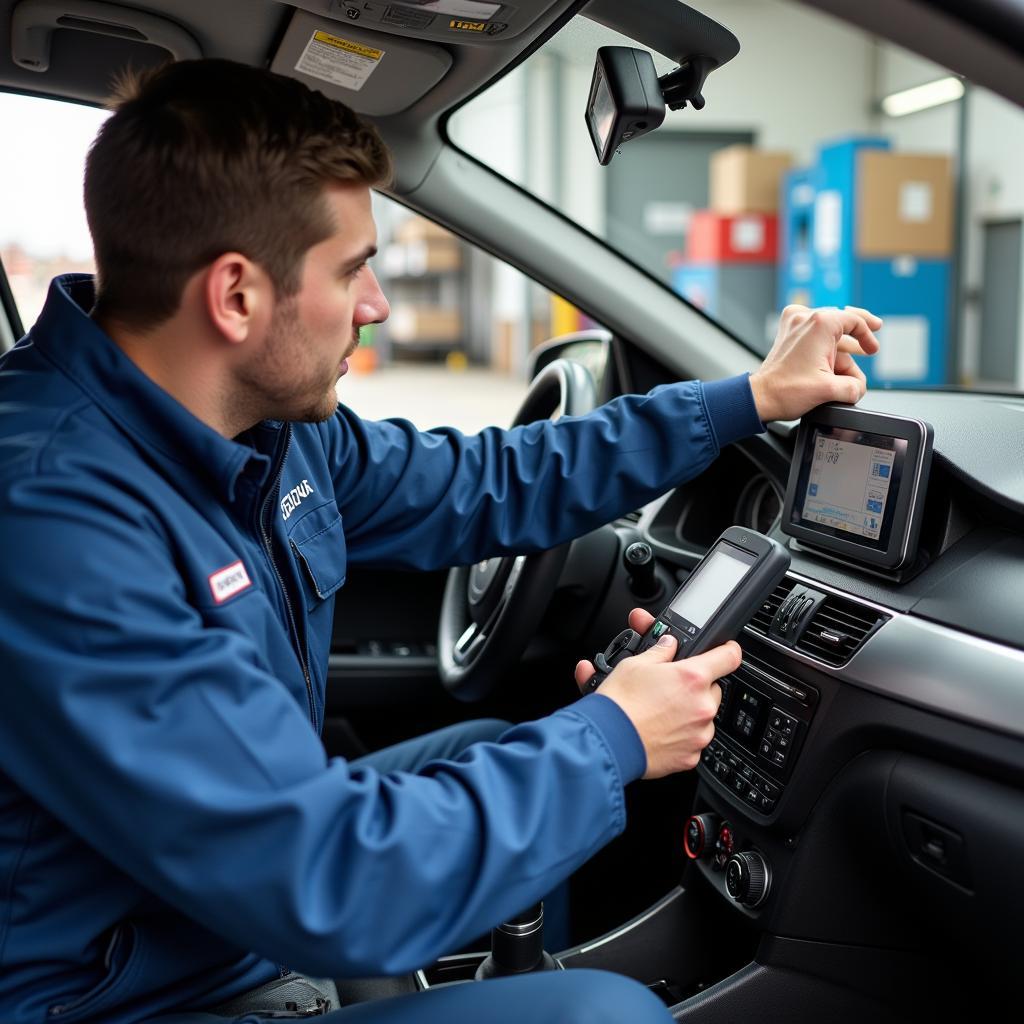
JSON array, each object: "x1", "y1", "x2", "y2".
[{"x1": 881, "y1": 77, "x2": 965, "y2": 117}]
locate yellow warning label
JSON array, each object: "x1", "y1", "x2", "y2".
[
  {"x1": 296, "y1": 30, "x2": 385, "y2": 92},
  {"x1": 312, "y1": 31, "x2": 383, "y2": 60},
  {"x1": 449, "y1": 19, "x2": 486, "y2": 32}
]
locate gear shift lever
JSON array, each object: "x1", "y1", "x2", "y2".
[{"x1": 474, "y1": 902, "x2": 558, "y2": 979}]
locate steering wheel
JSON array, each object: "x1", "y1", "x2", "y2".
[{"x1": 437, "y1": 357, "x2": 598, "y2": 701}]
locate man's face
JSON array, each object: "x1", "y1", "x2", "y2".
[{"x1": 241, "y1": 182, "x2": 389, "y2": 424}]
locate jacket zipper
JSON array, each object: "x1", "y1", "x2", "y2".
[{"x1": 258, "y1": 426, "x2": 317, "y2": 730}]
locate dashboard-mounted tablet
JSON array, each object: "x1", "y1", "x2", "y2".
[{"x1": 782, "y1": 405, "x2": 933, "y2": 573}]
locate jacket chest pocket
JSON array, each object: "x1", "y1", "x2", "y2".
[{"x1": 288, "y1": 502, "x2": 348, "y2": 612}]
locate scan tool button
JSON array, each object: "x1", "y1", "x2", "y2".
[{"x1": 651, "y1": 620, "x2": 668, "y2": 638}]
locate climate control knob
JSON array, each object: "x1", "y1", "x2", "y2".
[
  {"x1": 724, "y1": 850, "x2": 771, "y2": 907},
  {"x1": 684, "y1": 813, "x2": 719, "y2": 859}
]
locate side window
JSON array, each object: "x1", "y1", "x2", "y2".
[
  {"x1": 0, "y1": 92, "x2": 599, "y2": 432},
  {"x1": 339, "y1": 194, "x2": 605, "y2": 432},
  {"x1": 0, "y1": 93, "x2": 108, "y2": 340}
]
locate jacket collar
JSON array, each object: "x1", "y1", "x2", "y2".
[{"x1": 31, "y1": 274, "x2": 281, "y2": 504}]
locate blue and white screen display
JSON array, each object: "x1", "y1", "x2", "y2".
[{"x1": 800, "y1": 429, "x2": 901, "y2": 541}]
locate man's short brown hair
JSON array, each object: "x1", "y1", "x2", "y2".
[{"x1": 84, "y1": 58, "x2": 393, "y2": 331}]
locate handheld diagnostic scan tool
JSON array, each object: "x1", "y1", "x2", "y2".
[{"x1": 584, "y1": 526, "x2": 790, "y2": 692}]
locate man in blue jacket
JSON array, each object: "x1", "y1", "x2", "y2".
[{"x1": 0, "y1": 60, "x2": 881, "y2": 1024}]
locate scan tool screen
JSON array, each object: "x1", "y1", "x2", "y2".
[{"x1": 668, "y1": 542, "x2": 756, "y2": 629}]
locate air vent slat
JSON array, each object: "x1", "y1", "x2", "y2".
[
  {"x1": 746, "y1": 577, "x2": 795, "y2": 637},
  {"x1": 795, "y1": 591, "x2": 888, "y2": 666},
  {"x1": 814, "y1": 607, "x2": 878, "y2": 631}
]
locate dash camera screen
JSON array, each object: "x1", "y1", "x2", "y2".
[{"x1": 587, "y1": 65, "x2": 616, "y2": 155}]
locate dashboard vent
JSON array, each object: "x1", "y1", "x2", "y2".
[
  {"x1": 746, "y1": 577, "x2": 796, "y2": 637},
  {"x1": 795, "y1": 595, "x2": 888, "y2": 666}
]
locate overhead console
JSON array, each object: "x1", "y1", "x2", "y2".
[{"x1": 290, "y1": 0, "x2": 544, "y2": 44}]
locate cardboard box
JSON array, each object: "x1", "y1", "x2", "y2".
[
  {"x1": 686, "y1": 211, "x2": 778, "y2": 263},
  {"x1": 393, "y1": 216, "x2": 455, "y2": 244},
  {"x1": 710, "y1": 146, "x2": 793, "y2": 214},
  {"x1": 382, "y1": 239, "x2": 461, "y2": 276},
  {"x1": 388, "y1": 305, "x2": 462, "y2": 343},
  {"x1": 857, "y1": 151, "x2": 953, "y2": 257}
]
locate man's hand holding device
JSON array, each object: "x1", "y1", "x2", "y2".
[{"x1": 576, "y1": 528, "x2": 790, "y2": 779}]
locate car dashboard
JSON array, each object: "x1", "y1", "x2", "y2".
[{"x1": 608, "y1": 386, "x2": 1024, "y2": 1013}]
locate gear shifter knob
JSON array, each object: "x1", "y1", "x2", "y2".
[
  {"x1": 474, "y1": 902, "x2": 558, "y2": 979},
  {"x1": 623, "y1": 540, "x2": 662, "y2": 600}
]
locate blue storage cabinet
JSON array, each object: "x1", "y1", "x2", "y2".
[
  {"x1": 855, "y1": 258, "x2": 949, "y2": 388},
  {"x1": 810, "y1": 136, "x2": 891, "y2": 308},
  {"x1": 778, "y1": 167, "x2": 817, "y2": 309},
  {"x1": 802, "y1": 136, "x2": 949, "y2": 388}
]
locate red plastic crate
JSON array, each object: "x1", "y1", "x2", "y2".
[{"x1": 687, "y1": 211, "x2": 779, "y2": 263}]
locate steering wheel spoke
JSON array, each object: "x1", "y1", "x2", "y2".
[
  {"x1": 437, "y1": 358, "x2": 597, "y2": 701},
  {"x1": 453, "y1": 622, "x2": 485, "y2": 666}
]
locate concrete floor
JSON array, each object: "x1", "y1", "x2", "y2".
[{"x1": 337, "y1": 363, "x2": 528, "y2": 434}]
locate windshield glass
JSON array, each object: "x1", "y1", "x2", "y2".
[{"x1": 449, "y1": 0, "x2": 1024, "y2": 393}]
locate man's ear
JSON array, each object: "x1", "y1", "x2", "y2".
[{"x1": 203, "y1": 253, "x2": 269, "y2": 346}]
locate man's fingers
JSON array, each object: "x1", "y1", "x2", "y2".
[
  {"x1": 835, "y1": 350, "x2": 867, "y2": 388},
  {"x1": 628, "y1": 607, "x2": 657, "y2": 634},
  {"x1": 833, "y1": 309, "x2": 880, "y2": 354},
  {"x1": 637, "y1": 631, "x2": 678, "y2": 661},
  {"x1": 575, "y1": 659, "x2": 595, "y2": 692},
  {"x1": 829, "y1": 365, "x2": 865, "y2": 405},
  {"x1": 683, "y1": 640, "x2": 742, "y2": 683},
  {"x1": 837, "y1": 334, "x2": 872, "y2": 356},
  {"x1": 843, "y1": 305, "x2": 883, "y2": 330}
]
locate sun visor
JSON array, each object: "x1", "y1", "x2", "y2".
[{"x1": 270, "y1": 9, "x2": 451, "y2": 116}]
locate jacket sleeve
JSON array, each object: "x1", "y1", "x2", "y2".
[
  {"x1": 0, "y1": 465, "x2": 645, "y2": 978},
  {"x1": 321, "y1": 374, "x2": 763, "y2": 570}
]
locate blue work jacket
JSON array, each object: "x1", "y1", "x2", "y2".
[{"x1": 0, "y1": 276, "x2": 763, "y2": 1023}]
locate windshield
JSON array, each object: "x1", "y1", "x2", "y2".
[{"x1": 449, "y1": 0, "x2": 1024, "y2": 394}]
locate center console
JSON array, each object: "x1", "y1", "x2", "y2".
[{"x1": 697, "y1": 649, "x2": 818, "y2": 817}]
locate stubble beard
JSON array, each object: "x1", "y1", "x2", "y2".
[{"x1": 239, "y1": 299, "x2": 353, "y2": 425}]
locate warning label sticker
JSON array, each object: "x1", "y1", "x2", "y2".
[{"x1": 295, "y1": 31, "x2": 384, "y2": 92}]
